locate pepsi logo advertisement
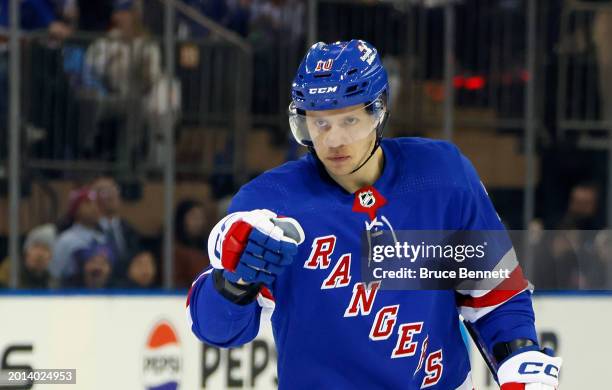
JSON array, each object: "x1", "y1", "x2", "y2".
[{"x1": 143, "y1": 320, "x2": 183, "y2": 390}]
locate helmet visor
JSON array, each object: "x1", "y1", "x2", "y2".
[{"x1": 288, "y1": 100, "x2": 386, "y2": 148}]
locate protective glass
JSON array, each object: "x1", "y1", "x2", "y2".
[{"x1": 288, "y1": 100, "x2": 386, "y2": 148}]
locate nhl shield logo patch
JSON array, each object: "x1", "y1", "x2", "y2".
[
  {"x1": 353, "y1": 186, "x2": 387, "y2": 220},
  {"x1": 359, "y1": 190, "x2": 376, "y2": 208}
]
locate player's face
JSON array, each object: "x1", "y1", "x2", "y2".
[{"x1": 306, "y1": 104, "x2": 377, "y2": 176}]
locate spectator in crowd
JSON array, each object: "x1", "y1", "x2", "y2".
[
  {"x1": 84, "y1": 0, "x2": 161, "y2": 98},
  {"x1": 0, "y1": 224, "x2": 57, "y2": 288},
  {"x1": 121, "y1": 250, "x2": 157, "y2": 288},
  {"x1": 0, "y1": 49, "x2": 5, "y2": 160},
  {"x1": 91, "y1": 176, "x2": 142, "y2": 277},
  {"x1": 249, "y1": 0, "x2": 305, "y2": 124},
  {"x1": 173, "y1": 199, "x2": 210, "y2": 288},
  {"x1": 594, "y1": 6, "x2": 612, "y2": 125},
  {"x1": 249, "y1": 0, "x2": 304, "y2": 44},
  {"x1": 49, "y1": 187, "x2": 106, "y2": 285},
  {"x1": 175, "y1": 0, "x2": 253, "y2": 39},
  {"x1": 593, "y1": 230, "x2": 612, "y2": 288},
  {"x1": 0, "y1": 0, "x2": 72, "y2": 36},
  {"x1": 533, "y1": 182, "x2": 602, "y2": 289},
  {"x1": 66, "y1": 242, "x2": 116, "y2": 288},
  {"x1": 248, "y1": 0, "x2": 283, "y2": 115},
  {"x1": 20, "y1": 224, "x2": 57, "y2": 288},
  {"x1": 557, "y1": 182, "x2": 602, "y2": 230},
  {"x1": 0, "y1": 0, "x2": 72, "y2": 160},
  {"x1": 532, "y1": 230, "x2": 583, "y2": 289},
  {"x1": 80, "y1": 0, "x2": 164, "y2": 165}
]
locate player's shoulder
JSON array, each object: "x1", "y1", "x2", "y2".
[
  {"x1": 384, "y1": 136, "x2": 461, "y2": 158},
  {"x1": 242, "y1": 156, "x2": 314, "y2": 191},
  {"x1": 229, "y1": 156, "x2": 316, "y2": 213},
  {"x1": 383, "y1": 137, "x2": 471, "y2": 190}
]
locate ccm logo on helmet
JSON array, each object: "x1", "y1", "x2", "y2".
[
  {"x1": 309, "y1": 86, "x2": 338, "y2": 94},
  {"x1": 518, "y1": 362, "x2": 559, "y2": 378}
]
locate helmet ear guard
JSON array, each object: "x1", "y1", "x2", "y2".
[
  {"x1": 365, "y1": 91, "x2": 388, "y2": 130},
  {"x1": 369, "y1": 91, "x2": 389, "y2": 141},
  {"x1": 366, "y1": 94, "x2": 386, "y2": 115}
]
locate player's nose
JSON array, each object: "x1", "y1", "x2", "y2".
[{"x1": 323, "y1": 124, "x2": 351, "y2": 148}]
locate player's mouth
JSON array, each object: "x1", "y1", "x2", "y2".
[{"x1": 326, "y1": 155, "x2": 351, "y2": 163}]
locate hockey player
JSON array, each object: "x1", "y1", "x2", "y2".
[{"x1": 186, "y1": 40, "x2": 562, "y2": 389}]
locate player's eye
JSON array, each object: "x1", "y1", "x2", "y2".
[
  {"x1": 343, "y1": 116, "x2": 359, "y2": 126},
  {"x1": 314, "y1": 119, "x2": 330, "y2": 128}
]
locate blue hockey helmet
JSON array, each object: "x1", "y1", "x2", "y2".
[{"x1": 289, "y1": 40, "x2": 389, "y2": 148}]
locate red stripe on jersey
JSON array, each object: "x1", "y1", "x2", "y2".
[
  {"x1": 500, "y1": 382, "x2": 526, "y2": 390},
  {"x1": 260, "y1": 286, "x2": 275, "y2": 302},
  {"x1": 456, "y1": 267, "x2": 528, "y2": 308}
]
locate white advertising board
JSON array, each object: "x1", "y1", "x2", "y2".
[
  {"x1": 470, "y1": 294, "x2": 609, "y2": 389},
  {"x1": 0, "y1": 295, "x2": 277, "y2": 390},
  {"x1": 0, "y1": 294, "x2": 606, "y2": 389}
]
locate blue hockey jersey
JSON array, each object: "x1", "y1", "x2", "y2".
[{"x1": 187, "y1": 137, "x2": 537, "y2": 389}]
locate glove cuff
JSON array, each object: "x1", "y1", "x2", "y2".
[
  {"x1": 212, "y1": 269, "x2": 261, "y2": 305},
  {"x1": 493, "y1": 339, "x2": 538, "y2": 365}
]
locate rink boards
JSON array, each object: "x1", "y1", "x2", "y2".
[{"x1": 0, "y1": 292, "x2": 603, "y2": 389}]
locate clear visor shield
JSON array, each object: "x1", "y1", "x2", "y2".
[{"x1": 288, "y1": 100, "x2": 386, "y2": 148}]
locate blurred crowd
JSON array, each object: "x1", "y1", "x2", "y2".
[
  {"x1": 0, "y1": 0, "x2": 304, "y2": 38},
  {"x1": 1, "y1": 0, "x2": 612, "y2": 290},
  {"x1": 0, "y1": 176, "x2": 213, "y2": 290},
  {"x1": 0, "y1": 0, "x2": 306, "y2": 162},
  {"x1": 2, "y1": 177, "x2": 610, "y2": 290},
  {"x1": 0, "y1": 0, "x2": 308, "y2": 291},
  {"x1": 529, "y1": 182, "x2": 612, "y2": 290}
]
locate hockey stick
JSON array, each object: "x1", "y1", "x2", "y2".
[{"x1": 462, "y1": 319, "x2": 500, "y2": 385}]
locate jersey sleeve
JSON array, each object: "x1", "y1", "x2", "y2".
[
  {"x1": 186, "y1": 266, "x2": 263, "y2": 348},
  {"x1": 186, "y1": 184, "x2": 277, "y2": 348},
  {"x1": 453, "y1": 153, "x2": 537, "y2": 350}
]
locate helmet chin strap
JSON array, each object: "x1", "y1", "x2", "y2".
[
  {"x1": 348, "y1": 136, "x2": 380, "y2": 174},
  {"x1": 348, "y1": 110, "x2": 389, "y2": 174}
]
